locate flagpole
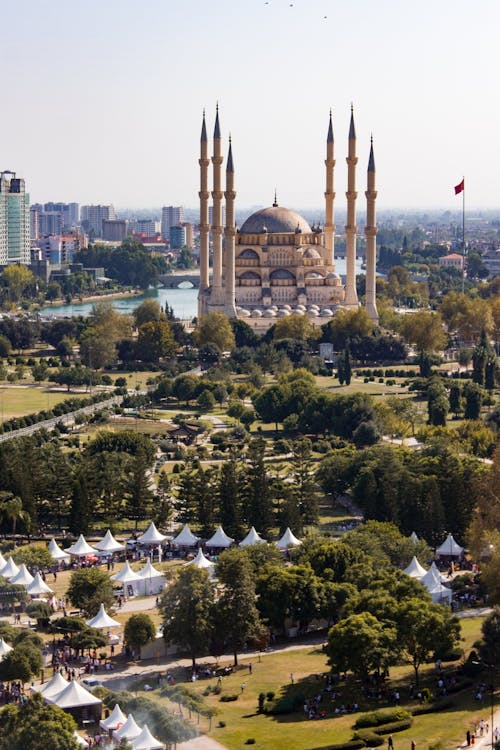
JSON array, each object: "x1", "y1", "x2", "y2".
[{"x1": 462, "y1": 177, "x2": 465, "y2": 294}]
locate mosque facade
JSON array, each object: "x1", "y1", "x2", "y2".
[{"x1": 198, "y1": 107, "x2": 378, "y2": 329}]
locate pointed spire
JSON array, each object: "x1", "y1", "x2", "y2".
[
  {"x1": 368, "y1": 134, "x2": 375, "y2": 172},
  {"x1": 273, "y1": 189, "x2": 278, "y2": 208},
  {"x1": 201, "y1": 109, "x2": 207, "y2": 142},
  {"x1": 327, "y1": 109, "x2": 334, "y2": 143},
  {"x1": 349, "y1": 103, "x2": 356, "y2": 139},
  {"x1": 214, "y1": 103, "x2": 221, "y2": 138},
  {"x1": 227, "y1": 135, "x2": 234, "y2": 173}
]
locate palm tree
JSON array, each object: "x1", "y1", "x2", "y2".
[{"x1": 0, "y1": 494, "x2": 28, "y2": 536}]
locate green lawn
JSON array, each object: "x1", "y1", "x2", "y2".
[{"x1": 0, "y1": 386, "x2": 75, "y2": 421}]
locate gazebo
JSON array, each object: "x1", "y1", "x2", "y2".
[
  {"x1": 403, "y1": 556, "x2": 427, "y2": 578},
  {"x1": 0, "y1": 557, "x2": 20, "y2": 580},
  {"x1": 172, "y1": 523, "x2": 199, "y2": 548},
  {"x1": 26, "y1": 572, "x2": 53, "y2": 596},
  {"x1": 276, "y1": 528, "x2": 302, "y2": 550},
  {"x1": 186, "y1": 548, "x2": 215, "y2": 578},
  {"x1": 10, "y1": 564, "x2": 34, "y2": 587},
  {"x1": 48, "y1": 538, "x2": 71, "y2": 563},
  {"x1": 436, "y1": 533, "x2": 464, "y2": 559},
  {"x1": 239, "y1": 527, "x2": 266, "y2": 547},
  {"x1": 49, "y1": 680, "x2": 102, "y2": 724},
  {"x1": 137, "y1": 560, "x2": 166, "y2": 596},
  {"x1": 113, "y1": 714, "x2": 142, "y2": 743},
  {"x1": 65, "y1": 535, "x2": 99, "y2": 558},
  {"x1": 94, "y1": 530, "x2": 125, "y2": 554},
  {"x1": 205, "y1": 525, "x2": 234, "y2": 550},
  {"x1": 110, "y1": 562, "x2": 142, "y2": 597},
  {"x1": 136, "y1": 522, "x2": 167, "y2": 546},
  {"x1": 132, "y1": 724, "x2": 163, "y2": 750},
  {"x1": 99, "y1": 702, "x2": 127, "y2": 731},
  {"x1": 0, "y1": 638, "x2": 13, "y2": 660},
  {"x1": 86, "y1": 604, "x2": 120, "y2": 630}
]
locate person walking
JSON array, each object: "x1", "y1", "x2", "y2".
[
  {"x1": 466, "y1": 729, "x2": 471, "y2": 746},
  {"x1": 388, "y1": 735, "x2": 394, "y2": 750}
]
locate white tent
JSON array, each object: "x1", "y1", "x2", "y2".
[
  {"x1": 10, "y1": 563, "x2": 34, "y2": 587},
  {"x1": 186, "y1": 548, "x2": 215, "y2": 578},
  {"x1": 137, "y1": 522, "x2": 167, "y2": 545},
  {"x1": 48, "y1": 538, "x2": 71, "y2": 562},
  {"x1": 277, "y1": 527, "x2": 302, "y2": 550},
  {"x1": 410, "y1": 531, "x2": 419, "y2": 544},
  {"x1": 172, "y1": 523, "x2": 199, "y2": 547},
  {"x1": 428, "y1": 582, "x2": 453, "y2": 604},
  {"x1": 403, "y1": 556, "x2": 428, "y2": 578},
  {"x1": 0, "y1": 552, "x2": 6, "y2": 570},
  {"x1": 100, "y1": 702, "x2": 127, "y2": 731},
  {"x1": 436, "y1": 533, "x2": 464, "y2": 557},
  {"x1": 94, "y1": 529, "x2": 125, "y2": 553},
  {"x1": 0, "y1": 638, "x2": 13, "y2": 660},
  {"x1": 26, "y1": 572, "x2": 53, "y2": 596},
  {"x1": 239, "y1": 526, "x2": 266, "y2": 547},
  {"x1": 132, "y1": 724, "x2": 163, "y2": 750},
  {"x1": 137, "y1": 559, "x2": 166, "y2": 596},
  {"x1": 49, "y1": 680, "x2": 102, "y2": 709},
  {"x1": 0, "y1": 557, "x2": 20, "y2": 580},
  {"x1": 113, "y1": 714, "x2": 142, "y2": 743},
  {"x1": 206, "y1": 525, "x2": 234, "y2": 549},
  {"x1": 86, "y1": 603, "x2": 120, "y2": 629},
  {"x1": 65, "y1": 534, "x2": 99, "y2": 557},
  {"x1": 74, "y1": 732, "x2": 89, "y2": 748},
  {"x1": 111, "y1": 561, "x2": 142, "y2": 596},
  {"x1": 35, "y1": 671, "x2": 69, "y2": 699}
]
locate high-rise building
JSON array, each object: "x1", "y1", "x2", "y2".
[
  {"x1": 161, "y1": 206, "x2": 184, "y2": 239},
  {"x1": 185, "y1": 222, "x2": 194, "y2": 250},
  {"x1": 0, "y1": 170, "x2": 31, "y2": 265},
  {"x1": 81, "y1": 204, "x2": 116, "y2": 238},
  {"x1": 102, "y1": 219, "x2": 127, "y2": 242},
  {"x1": 43, "y1": 202, "x2": 79, "y2": 227},
  {"x1": 169, "y1": 225, "x2": 186, "y2": 249}
]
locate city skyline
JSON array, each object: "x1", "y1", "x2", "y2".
[{"x1": 3, "y1": 0, "x2": 500, "y2": 210}]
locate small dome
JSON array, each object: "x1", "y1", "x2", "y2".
[
  {"x1": 277, "y1": 309, "x2": 290, "y2": 317},
  {"x1": 263, "y1": 309, "x2": 276, "y2": 318},
  {"x1": 250, "y1": 309, "x2": 262, "y2": 318},
  {"x1": 240, "y1": 206, "x2": 312, "y2": 234},
  {"x1": 308, "y1": 309, "x2": 319, "y2": 316},
  {"x1": 326, "y1": 271, "x2": 340, "y2": 278},
  {"x1": 295, "y1": 304, "x2": 306, "y2": 311},
  {"x1": 309, "y1": 304, "x2": 320, "y2": 310},
  {"x1": 282, "y1": 304, "x2": 292, "y2": 311},
  {"x1": 305, "y1": 271, "x2": 324, "y2": 279},
  {"x1": 238, "y1": 308, "x2": 251, "y2": 317},
  {"x1": 303, "y1": 247, "x2": 321, "y2": 259},
  {"x1": 320, "y1": 308, "x2": 334, "y2": 316},
  {"x1": 293, "y1": 308, "x2": 305, "y2": 315}
]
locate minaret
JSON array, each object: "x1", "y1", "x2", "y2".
[
  {"x1": 324, "y1": 110, "x2": 335, "y2": 268},
  {"x1": 211, "y1": 105, "x2": 224, "y2": 304},
  {"x1": 198, "y1": 111, "x2": 210, "y2": 317},
  {"x1": 344, "y1": 104, "x2": 358, "y2": 308},
  {"x1": 224, "y1": 137, "x2": 237, "y2": 318},
  {"x1": 365, "y1": 136, "x2": 379, "y2": 323}
]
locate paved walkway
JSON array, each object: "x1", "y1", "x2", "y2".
[
  {"x1": 178, "y1": 737, "x2": 228, "y2": 750},
  {"x1": 456, "y1": 708, "x2": 500, "y2": 749}
]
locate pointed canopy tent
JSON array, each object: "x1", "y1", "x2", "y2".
[
  {"x1": 48, "y1": 538, "x2": 71, "y2": 562},
  {"x1": 239, "y1": 527, "x2": 266, "y2": 547},
  {"x1": 111, "y1": 562, "x2": 142, "y2": 585},
  {"x1": 99, "y1": 702, "x2": 127, "y2": 731},
  {"x1": 94, "y1": 529, "x2": 125, "y2": 553},
  {"x1": 26, "y1": 572, "x2": 54, "y2": 596},
  {"x1": 0, "y1": 552, "x2": 6, "y2": 571},
  {"x1": 132, "y1": 723, "x2": 163, "y2": 750},
  {"x1": 136, "y1": 522, "x2": 167, "y2": 546},
  {"x1": 172, "y1": 523, "x2": 200, "y2": 547},
  {"x1": 86, "y1": 603, "x2": 121, "y2": 629},
  {"x1": 136, "y1": 559, "x2": 167, "y2": 596},
  {"x1": 436, "y1": 533, "x2": 464, "y2": 558},
  {"x1": 113, "y1": 714, "x2": 142, "y2": 742},
  {"x1": 10, "y1": 563, "x2": 35, "y2": 587},
  {"x1": 186, "y1": 548, "x2": 215, "y2": 577},
  {"x1": 410, "y1": 532, "x2": 419, "y2": 544},
  {"x1": 403, "y1": 556, "x2": 428, "y2": 578},
  {"x1": 0, "y1": 638, "x2": 13, "y2": 660},
  {"x1": 49, "y1": 680, "x2": 102, "y2": 708},
  {"x1": 276, "y1": 528, "x2": 302, "y2": 550},
  {"x1": 74, "y1": 732, "x2": 89, "y2": 748},
  {"x1": 65, "y1": 535, "x2": 99, "y2": 557},
  {"x1": 205, "y1": 525, "x2": 234, "y2": 549},
  {"x1": 420, "y1": 563, "x2": 446, "y2": 593},
  {"x1": 35, "y1": 671, "x2": 69, "y2": 699},
  {"x1": 428, "y1": 582, "x2": 453, "y2": 604},
  {"x1": 0, "y1": 557, "x2": 20, "y2": 580}
]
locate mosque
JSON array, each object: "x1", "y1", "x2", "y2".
[{"x1": 197, "y1": 107, "x2": 378, "y2": 330}]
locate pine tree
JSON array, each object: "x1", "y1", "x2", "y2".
[
  {"x1": 217, "y1": 453, "x2": 244, "y2": 538},
  {"x1": 242, "y1": 438, "x2": 274, "y2": 533}
]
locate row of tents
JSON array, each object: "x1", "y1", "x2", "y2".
[
  {"x1": 0, "y1": 554, "x2": 53, "y2": 595},
  {"x1": 403, "y1": 557, "x2": 452, "y2": 603}
]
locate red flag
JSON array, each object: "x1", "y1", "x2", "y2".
[{"x1": 454, "y1": 179, "x2": 464, "y2": 195}]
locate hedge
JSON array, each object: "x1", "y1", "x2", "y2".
[
  {"x1": 308, "y1": 741, "x2": 365, "y2": 750},
  {"x1": 411, "y1": 700, "x2": 455, "y2": 716},
  {"x1": 354, "y1": 709, "x2": 412, "y2": 729},
  {"x1": 373, "y1": 719, "x2": 413, "y2": 735},
  {"x1": 353, "y1": 730, "x2": 384, "y2": 746}
]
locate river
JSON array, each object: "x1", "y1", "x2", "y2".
[{"x1": 40, "y1": 258, "x2": 361, "y2": 320}]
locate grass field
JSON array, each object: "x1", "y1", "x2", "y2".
[{"x1": 0, "y1": 386, "x2": 77, "y2": 421}]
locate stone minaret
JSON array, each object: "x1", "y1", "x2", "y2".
[
  {"x1": 198, "y1": 111, "x2": 210, "y2": 317},
  {"x1": 324, "y1": 111, "x2": 336, "y2": 269},
  {"x1": 365, "y1": 136, "x2": 379, "y2": 323},
  {"x1": 344, "y1": 105, "x2": 359, "y2": 308},
  {"x1": 211, "y1": 105, "x2": 224, "y2": 305},
  {"x1": 224, "y1": 137, "x2": 237, "y2": 318}
]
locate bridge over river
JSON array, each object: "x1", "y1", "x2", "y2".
[{"x1": 159, "y1": 270, "x2": 211, "y2": 288}]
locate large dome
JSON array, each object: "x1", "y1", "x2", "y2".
[{"x1": 239, "y1": 206, "x2": 311, "y2": 234}]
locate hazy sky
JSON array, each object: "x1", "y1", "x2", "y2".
[{"x1": 3, "y1": 0, "x2": 500, "y2": 211}]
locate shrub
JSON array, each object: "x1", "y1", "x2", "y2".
[
  {"x1": 266, "y1": 691, "x2": 275, "y2": 701},
  {"x1": 411, "y1": 700, "x2": 454, "y2": 716},
  {"x1": 373, "y1": 719, "x2": 413, "y2": 735},
  {"x1": 309, "y1": 741, "x2": 365, "y2": 750},
  {"x1": 220, "y1": 694, "x2": 238, "y2": 702},
  {"x1": 355, "y1": 709, "x2": 412, "y2": 729},
  {"x1": 353, "y1": 730, "x2": 384, "y2": 747},
  {"x1": 218, "y1": 721, "x2": 226, "y2": 728},
  {"x1": 245, "y1": 740, "x2": 256, "y2": 745}
]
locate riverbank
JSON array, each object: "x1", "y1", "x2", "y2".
[{"x1": 44, "y1": 288, "x2": 142, "y2": 307}]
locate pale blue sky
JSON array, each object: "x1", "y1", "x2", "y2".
[{"x1": 3, "y1": 0, "x2": 499, "y2": 209}]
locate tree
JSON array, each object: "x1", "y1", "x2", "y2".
[
  {"x1": 322, "y1": 308, "x2": 374, "y2": 350},
  {"x1": 0, "y1": 648, "x2": 36, "y2": 684},
  {"x1": 472, "y1": 330, "x2": 496, "y2": 386},
  {"x1": 242, "y1": 438, "x2": 274, "y2": 533},
  {"x1": 478, "y1": 607, "x2": 500, "y2": 672},
  {"x1": 196, "y1": 389, "x2": 216, "y2": 411},
  {"x1": 256, "y1": 564, "x2": 322, "y2": 635},
  {"x1": 124, "y1": 613, "x2": 156, "y2": 659},
  {"x1": 133, "y1": 299, "x2": 163, "y2": 328},
  {"x1": 215, "y1": 549, "x2": 261, "y2": 665},
  {"x1": 400, "y1": 311, "x2": 447, "y2": 373},
  {"x1": 0, "y1": 494, "x2": 28, "y2": 535},
  {"x1": 273, "y1": 314, "x2": 321, "y2": 342},
  {"x1": 125, "y1": 449, "x2": 154, "y2": 529},
  {"x1": 79, "y1": 301, "x2": 133, "y2": 369},
  {"x1": 396, "y1": 598, "x2": 460, "y2": 686},
  {"x1": 0, "y1": 692, "x2": 79, "y2": 750},
  {"x1": 1, "y1": 265, "x2": 35, "y2": 302},
  {"x1": 326, "y1": 612, "x2": 396, "y2": 677},
  {"x1": 0, "y1": 334, "x2": 12, "y2": 358},
  {"x1": 66, "y1": 567, "x2": 114, "y2": 616},
  {"x1": 160, "y1": 567, "x2": 214, "y2": 669},
  {"x1": 137, "y1": 320, "x2": 175, "y2": 362},
  {"x1": 193, "y1": 312, "x2": 235, "y2": 352},
  {"x1": 463, "y1": 381, "x2": 483, "y2": 420}
]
